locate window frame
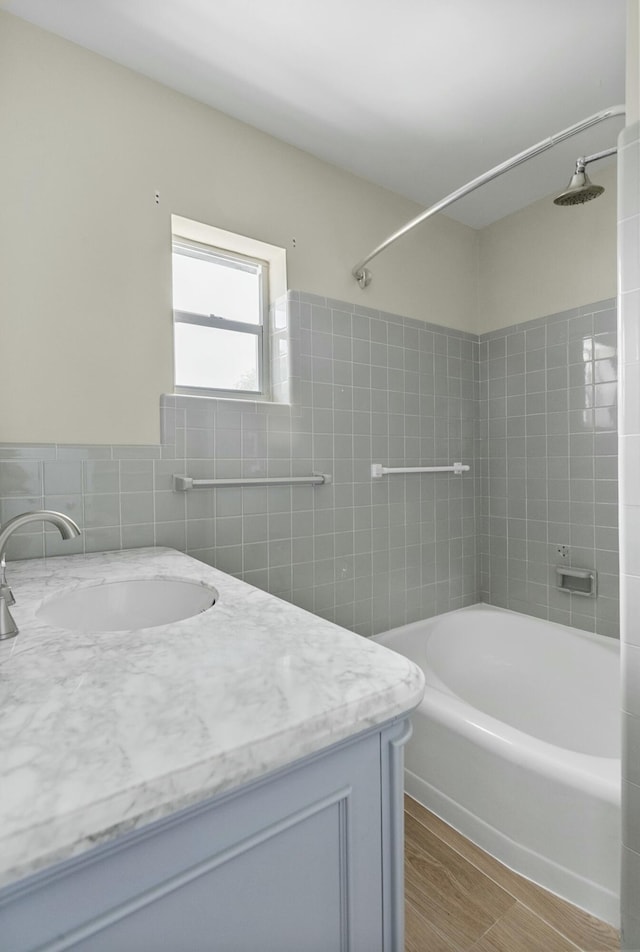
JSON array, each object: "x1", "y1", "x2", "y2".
[{"x1": 172, "y1": 238, "x2": 270, "y2": 400}]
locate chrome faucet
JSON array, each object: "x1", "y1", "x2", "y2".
[{"x1": 0, "y1": 510, "x2": 81, "y2": 640}]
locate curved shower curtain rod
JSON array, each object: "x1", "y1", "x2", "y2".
[{"x1": 351, "y1": 104, "x2": 625, "y2": 289}]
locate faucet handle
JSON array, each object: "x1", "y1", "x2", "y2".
[
  {"x1": 0, "y1": 583, "x2": 14, "y2": 607},
  {"x1": 0, "y1": 594, "x2": 18, "y2": 640},
  {"x1": 0, "y1": 556, "x2": 15, "y2": 606}
]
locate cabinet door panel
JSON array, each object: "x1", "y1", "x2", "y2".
[
  {"x1": 1, "y1": 728, "x2": 390, "y2": 952},
  {"x1": 67, "y1": 802, "x2": 344, "y2": 952}
]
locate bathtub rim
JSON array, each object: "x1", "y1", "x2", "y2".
[{"x1": 374, "y1": 603, "x2": 620, "y2": 805}]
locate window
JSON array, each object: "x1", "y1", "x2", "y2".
[{"x1": 172, "y1": 238, "x2": 269, "y2": 398}]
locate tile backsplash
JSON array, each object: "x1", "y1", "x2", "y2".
[
  {"x1": 0, "y1": 292, "x2": 478, "y2": 637},
  {"x1": 0, "y1": 292, "x2": 618, "y2": 637}
]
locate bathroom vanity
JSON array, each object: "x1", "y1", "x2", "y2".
[{"x1": 0, "y1": 548, "x2": 424, "y2": 951}]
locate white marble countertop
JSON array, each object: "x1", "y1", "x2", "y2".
[{"x1": 0, "y1": 547, "x2": 424, "y2": 888}]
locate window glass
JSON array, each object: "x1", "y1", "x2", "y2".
[
  {"x1": 174, "y1": 324, "x2": 259, "y2": 392},
  {"x1": 172, "y1": 250, "x2": 260, "y2": 324}
]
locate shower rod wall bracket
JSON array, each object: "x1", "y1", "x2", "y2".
[
  {"x1": 355, "y1": 268, "x2": 372, "y2": 289},
  {"x1": 351, "y1": 104, "x2": 625, "y2": 287}
]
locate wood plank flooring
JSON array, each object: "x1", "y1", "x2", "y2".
[{"x1": 404, "y1": 796, "x2": 620, "y2": 952}]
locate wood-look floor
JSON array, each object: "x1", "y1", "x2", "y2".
[{"x1": 404, "y1": 796, "x2": 620, "y2": 952}]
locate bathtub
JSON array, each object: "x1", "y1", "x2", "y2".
[{"x1": 374, "y1": 603, "x2": 621, "y2": 925}]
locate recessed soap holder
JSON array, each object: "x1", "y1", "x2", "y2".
[{"x1": 555, "y1": 565, "x2": 597, "y2": 597}]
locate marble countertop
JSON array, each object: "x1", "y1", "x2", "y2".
[{"x1": 0, "y1": 547, "x2": 424, "y2": 888}]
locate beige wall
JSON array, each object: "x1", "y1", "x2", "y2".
[
  {"x1": 477, "y1": 162, "x2": 617, "y2": 333},
  {"x1": 0, "y1": 10, "x2": 621, "y2": 443},
  {"x1": 0, "y1": 12, "x2": 478, "y2": 445}
]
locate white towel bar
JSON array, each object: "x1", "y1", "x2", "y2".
[
  {"x1": 174, "y1": 474, "x2": 332, "y2": 491},
  {"x1": 371, "y1": 463, "x2": 469, "y2": 478}
]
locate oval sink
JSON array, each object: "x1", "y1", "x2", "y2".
[{"x1": 36, "y1": 578, "x2": 218, "y2": 632}]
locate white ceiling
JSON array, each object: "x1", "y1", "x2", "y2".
[{"x1": 1, "y1": 0, "x2": 627, "y2": 228}]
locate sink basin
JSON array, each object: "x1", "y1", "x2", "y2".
[{"x1": 36, "y1": 578, "x2": 218, "y2": 632}]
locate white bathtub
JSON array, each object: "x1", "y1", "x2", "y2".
[{"x1": 374, "y1": 603, "x2": 621, "y2": 925}]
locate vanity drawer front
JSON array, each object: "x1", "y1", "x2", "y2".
[{"x1": 1, "y1": 728, "x2": 389, "y2": 952}]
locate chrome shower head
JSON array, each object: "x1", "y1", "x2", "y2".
[{"x1": 553, "y1": 156, "x2": 606, "y2": 206}]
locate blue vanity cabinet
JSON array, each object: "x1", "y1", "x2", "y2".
[{"x1": 0, "y1": 717, "x2": 411, "y2": 952}]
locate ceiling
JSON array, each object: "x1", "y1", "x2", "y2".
[{"x1": 0, "y1": 0, "x2": 627, "y2": 228}]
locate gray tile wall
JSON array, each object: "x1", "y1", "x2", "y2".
[
  {"x1": 478, "y1": 299, "x2": 619, "y2": 637},
  {"x1": 0, "y1": 291, "x2": 619, "y2": 639},
  {"x1": 0, "y1": 292, "x2": 479, "y2": 636}
]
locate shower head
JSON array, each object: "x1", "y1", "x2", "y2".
[
  {"x1": 553, "y1": 147, "x2": 617, "y2": 207},
  {"x1": 553, "y1": 159, "x2": 604, "y2": 206}
]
